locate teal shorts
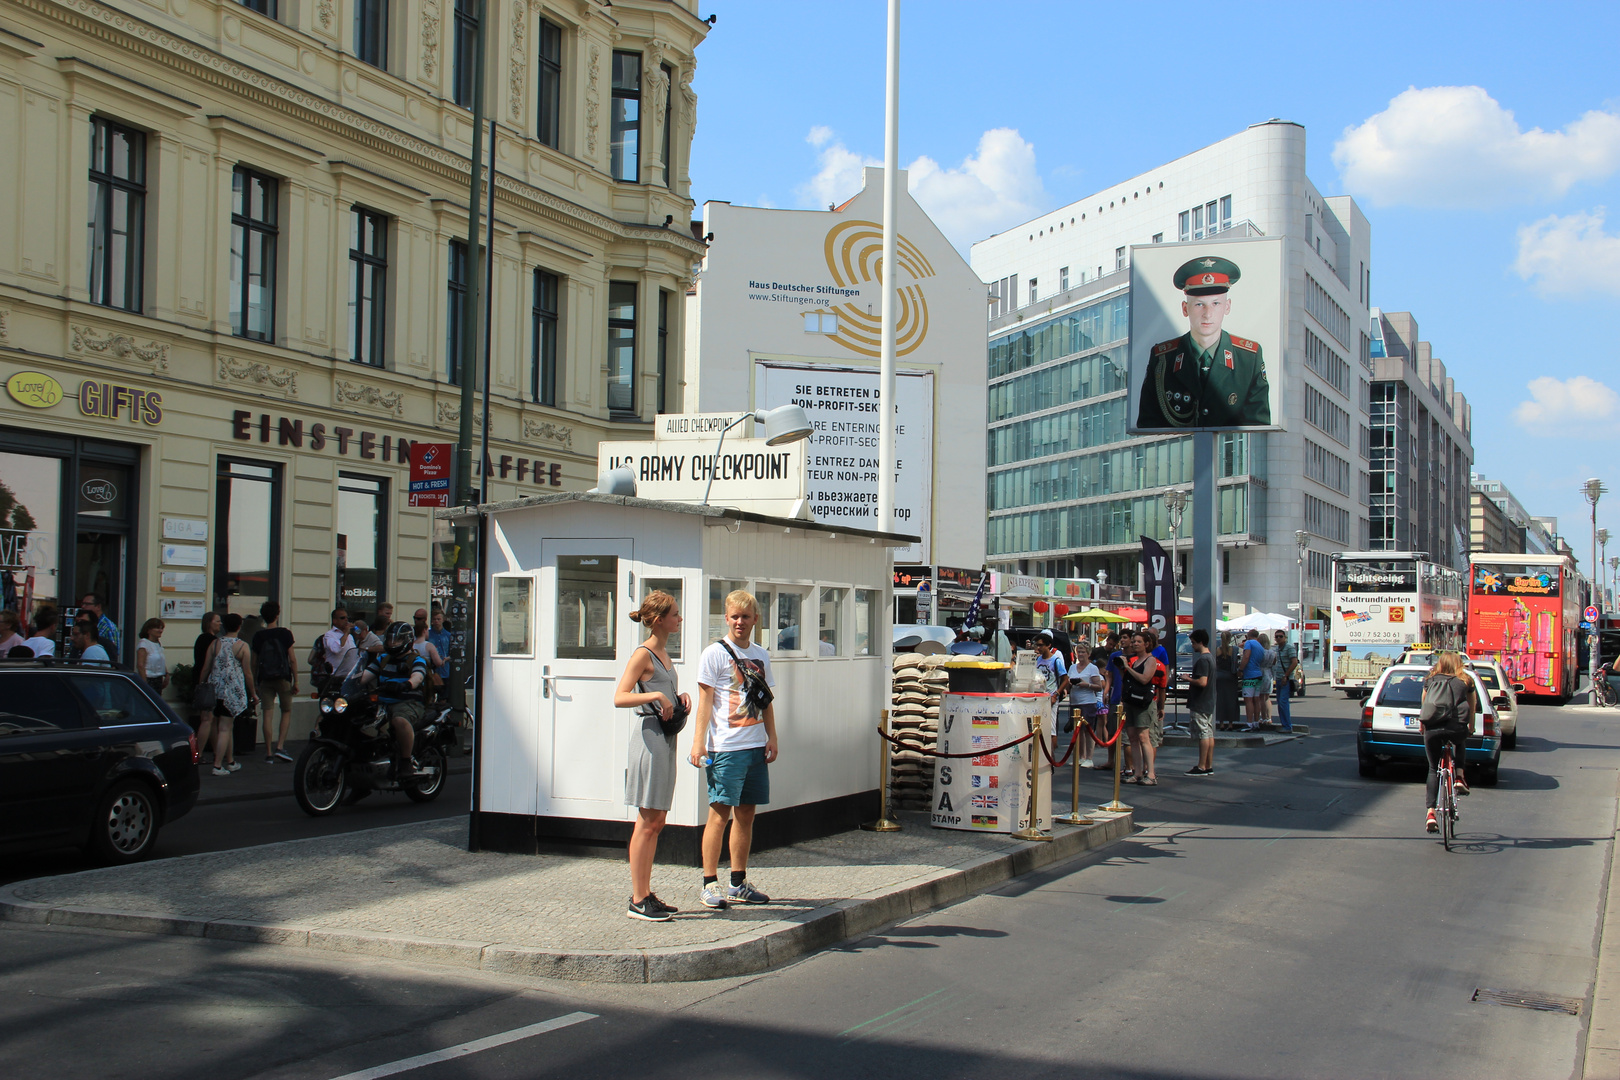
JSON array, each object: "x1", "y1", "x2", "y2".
[{"x1": 706, "y1": 746, "x2": 770, "y2": 807}]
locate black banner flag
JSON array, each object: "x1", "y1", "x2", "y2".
[{"x1": 1139, "y1": 536, "x2": 1175, "y2": 637}]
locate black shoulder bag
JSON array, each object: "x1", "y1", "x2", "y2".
[
  {"x1": 719, "y1": 640, "x2": 775, "y2": 717},
  {"x1": 635, "y1": 646, "x2": 688, "y2": 736}
]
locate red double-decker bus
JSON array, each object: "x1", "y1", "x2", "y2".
[{"x1": 1465, "y1": 554, "x2": 1580, "y2": 703}]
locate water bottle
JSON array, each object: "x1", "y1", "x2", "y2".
[{"x1": 696, "y1": 753, "x2": 712, "y2": 767}]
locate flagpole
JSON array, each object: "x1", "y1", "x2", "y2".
[{"x1": 877, "y1": 0, "x2": 900, "y2": 535}]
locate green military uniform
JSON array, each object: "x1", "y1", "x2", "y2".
[{"x1": 1136, "y1": 255, "x2": 1272, "y2": 430}]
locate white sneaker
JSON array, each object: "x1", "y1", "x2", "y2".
[
  {"x1": 212, "y1": 766, "x2": 230, "y2": 777},
  {"x1": 1078, "y1": 758, "x2": 1096, "y2": 769}
]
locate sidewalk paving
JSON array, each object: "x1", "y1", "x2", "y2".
[{"x1": 0, "y1": 809, "x2": 1131, "y2": 984}]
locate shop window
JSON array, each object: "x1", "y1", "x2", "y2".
[
  {"x1": 818, "y1": 587, "x2": 846, "y2": 656},
  {"x1": 87, "y1": 117, "x2": 146, "y2": 313},
  {"x1": 230, "y1": 167, "x2": 278, "y2": 341},
  {"x1": 643, "y1": 577, "x2": 683, "y2": 659},
  {"x1": 349, "y1": 207, "x2": 388, "y2": 366},
  {"x1": 607, "y1": 281, "x2": 637, "y2": 416},
  {"x1": 854, "y1": 588, "x2": 880, "y2": 656},
  {"x1": 214, "y1": 459, "x2": 282, "y2": 618},
  {"x1": 336, "y1": 474, "x2": 386, "y2": 615},
  {"x1": 556, "y1": 555, "x2": 616, "y2": 660},
  {"x1": 611, "y1": 51, "x2": 641, "y2": 182},
  {"x1": 0, "y1": 452, "x2": 63, "y2": 614},
  {"x1": 708, "y1": 578, "x2": 745, "y2": 643},
  {"x1": 537, "y1": 19, "x2": 563, "y2": 149},
  {"x1": 532, "y1": 268, "x2": 559, "y2": 406}
]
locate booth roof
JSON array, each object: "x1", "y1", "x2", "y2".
[{"x1": 436, "y1": 491, "x2": 922, "y2": 547}]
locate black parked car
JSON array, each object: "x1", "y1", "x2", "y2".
[{"x1": 0, "y1": 660, "x2": 199, "y2": 864}]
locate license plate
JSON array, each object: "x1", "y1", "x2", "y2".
[{"x1": 1403, "y1": 715, "x2": 1420, "y2": 730}]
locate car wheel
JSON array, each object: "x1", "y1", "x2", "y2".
[
  {"x1": 1503, "y1": 730, "x2": 1517, "y2": 750},
  {"x1": 1357, "y1": 752, "x2": 1377, "y2": 778},
  {"x1": 86, "y1": 779, "x2": 161, "y2": 865}
]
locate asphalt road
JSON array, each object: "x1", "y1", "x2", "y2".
[{"x1": 3, "y1": 693, "x2": 1617, "y2": 1080}]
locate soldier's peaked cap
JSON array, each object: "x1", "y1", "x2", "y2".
[{"x1": 1174, "y1": 255, "x2": 1241, "y2": 295}]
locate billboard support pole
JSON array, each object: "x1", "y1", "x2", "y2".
[
  {"x1": 1192, "y1": 432, "x2": 1220, "y2": 640},
  {"x1": 876, "y1": 0, "x2": 900, "y2": 534}
]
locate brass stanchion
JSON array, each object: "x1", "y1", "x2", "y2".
[
  {"x1": 861, "y1": 708, "x2": 902, "y2": 832},
  {"x1": 1010, "y1": 703, "x2": 1053, "y2": 842},
  {"x1": 1055, "y1": 709, "x2": 1095, "y2": 826},
  {"x1": 1098, "y1": 702, "x2": 1133, "y2": 813}
]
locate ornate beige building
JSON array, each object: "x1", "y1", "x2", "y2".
[{"x1": 0, "y1": 0, "x2": 708, "y2": 671}]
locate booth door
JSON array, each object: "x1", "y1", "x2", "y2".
[{"x1": 537, "y1": 540, "x2": 634, "y2": 820}]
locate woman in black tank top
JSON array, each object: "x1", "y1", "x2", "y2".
[{"x1": 1121, "y1": 633, "x2": 1161, "y2": 784}]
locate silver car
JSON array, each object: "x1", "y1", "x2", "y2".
[{"x1": 1467, "y1": 658, "x2": 1523, "y2": 750}]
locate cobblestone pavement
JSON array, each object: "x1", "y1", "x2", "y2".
[{"x1": 5, "y1": 813, "x2": 1122, "y2": 953}]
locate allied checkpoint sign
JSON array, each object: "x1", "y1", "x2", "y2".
[
  {"x1": 932, "y1": 692, "x2": 1051, "y2": 833},
  {"x1": 598, "y1": 433, "x2": 810, "y2": 518}
]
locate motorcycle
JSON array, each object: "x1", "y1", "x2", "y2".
[{"x1": 293, "y1": 675, "x2": 458, "y2": 816}]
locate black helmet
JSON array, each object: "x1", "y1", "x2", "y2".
[{"x1": 384, "y1": 621, "x2": 415, "y2": 656}]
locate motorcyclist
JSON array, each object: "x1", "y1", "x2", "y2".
[{"x1": 357, "y1": 621, "x2": 430, "y2": 777}]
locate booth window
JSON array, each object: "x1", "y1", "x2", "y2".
[
  {"x1": 761, "y1": 586, "x2": 808, "y2": 654},
  {"x1": 643, "y1": 577, "x2": 683, "y2": 659},
  {"x1": 537, "y1": 18, "x2": 562, "y2": 149},
  {"x1": 818, "y1": 587, "x2": 846, "y2": 656},
  {"x1": 87, "y1": 116, "x2": 145, "y2": 313},
  {"x1": 556, "y1": 555, "x2": 616, "y2": 659},
  {"x1": 532, "y1": 268, "x2": 559, "y2": 405},
  {"x1": 230, "y1": 166, "x2": 278, "y2": 341},
  {"x1": 606, "y1": 281, "x2": 636, "y2": 416},
  {"x1": 494, "y1": 576, "x2": 534, "y2": 656},
  {"x1": 214, "y1": 459, "x2": 282, "y2": 617},
  {"x1": 708, "y1": 578, "x2": 745, "y2": 643},
  {"x1": 336, "y1": 474, "x2": 386, "y2": 615},
  {"x1": 349, "y1": 207, "x2": 388, "y2": 366},
  {"x1": 610, "y1": 51, "x2": 641, "y2": 182},
  {"x1": 854, "y1": 588, "x2": 880, "y2": 656}
]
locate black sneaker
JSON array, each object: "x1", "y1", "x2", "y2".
[
  {"x1": 647, "y1": 892, "x2": 680, "y2": 914},
  {"x1": 628, "y1": 896, "x2": 673, "y2": 922},
  {"x1": 1185, "y1": 766, "x2": 1214, "y2": 776}
]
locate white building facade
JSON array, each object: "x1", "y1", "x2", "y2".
[
  {"x1": 685, "y1": 167, "x2": 988, "y2": 571},
  {"x1": 970, "y1": 121, "x2": 1375, "y2": 619}
]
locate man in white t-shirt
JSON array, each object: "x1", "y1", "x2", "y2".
[
  {"x1": 1069, "y1": 642, "x2": 1105, "y2": 768},
  {"x1": 689, "y1": 589, "x2": 778, "y2": 911},
  {"x1": 319, "y1": 608, "x2": 360, "y2": 685}
]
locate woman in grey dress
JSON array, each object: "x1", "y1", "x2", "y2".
[{"x1": 613, "y1": 591, "x2": 689, "y2": 922}]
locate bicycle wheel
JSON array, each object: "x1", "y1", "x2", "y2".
[{"x1": 1440, "y1": 767, "x2": 1454, "y2": 851}]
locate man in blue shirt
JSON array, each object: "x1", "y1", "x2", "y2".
[
  {"x1": 427, "y1": 606, "x2": 452, "y2": 681},
  {"x1": 1034, "y1": 629, "x2": 1070, "y2": 732},
  {"x1": 1241, "y1": 629, "x2": 1267, "y2": 730},
  {"x1": 80, "y1": 593, "x2": 121, "y2": 663},
  {"x1": 358, "y1": 622, "x2": 430, "y2": 777}
]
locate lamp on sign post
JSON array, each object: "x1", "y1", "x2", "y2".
[
  {"x1": 1295, "y1": 530, "x2": 1309, "y2": 648},
  {"x1": 1163, "y1": 488, "x2": 1188, "y2": 620},
  {"x1": 1585, "y1": 479, "x2": 1607, "y2": 693},
  {"x1": 1600, "y1": 528, "x2": 1611, "y2": 612},
  {"x1": 699, "y1": 405, "x2": 815, "y2": 507},
  {"x1": 1611, "y1": 555, "x2": 1618, "y2": 613}
]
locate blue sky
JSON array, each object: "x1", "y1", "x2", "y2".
[{"x1": 688, "y1": 1, "x2": 1620, "y2": 568}]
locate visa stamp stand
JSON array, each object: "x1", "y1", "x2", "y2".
[{"x1": 458, "y1": 492, "x2": 915, "y2": 864}]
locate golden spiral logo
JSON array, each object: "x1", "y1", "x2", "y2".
[{"x1": 821, "y1": 219, "x2": 935, "y2": 357}]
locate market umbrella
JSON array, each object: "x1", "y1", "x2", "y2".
[
  {"x1": 1062, "y1": 607, "x2": 1128, "y2": 623},
  {"x1": 1116, "y1": 607, "x2": 1150, "y2": 622}
]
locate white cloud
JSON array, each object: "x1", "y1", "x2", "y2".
[
  {"x1": 1334, "y1": 86, "x2": 1620, "y2": 208},
  {"x1": 794, "y1": 127, "x2": 1048, "y2": 250},
  {"x1": 1514, "y1": 375, "x2": 1620, "y2": 439},
  {"x1": 1515, "y1": 210, "x2": 1620, "y2": 296}
]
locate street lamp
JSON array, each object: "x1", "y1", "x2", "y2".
[
  {"x1": 1164, "y1": 488, "x2": 1188, "y2": 618},
  {"x1": 1295, "y1": 529, "x2": 1309, "y2": 648},
  {"x1": 1585, "y1": 478, "x2": 1607, "y2": 691},
  {"x1": 1611, "y1": 555, "x2": 1619, "y2": 613},
  {"x1": 700, "y1": 404, "x2": 815, "y2": 506},
  {"x1": 1600, "y1": 527, "x2": 1611, "y2": 612}
]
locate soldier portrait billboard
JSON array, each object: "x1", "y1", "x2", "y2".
[{"x1": 1127, "y1": 236, "x2": 1284, "y2": 434}]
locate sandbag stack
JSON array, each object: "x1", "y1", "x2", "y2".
[{"x1": 887, "y1": 651, "x2": 949, "y2": 811}]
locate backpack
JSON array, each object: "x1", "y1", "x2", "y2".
[
  {"x1": 255, "y1": 631, "x2": 291, "y2": 682},
  {"x1": 307, "y1": 635, "x2": 332, "y2": 679}
]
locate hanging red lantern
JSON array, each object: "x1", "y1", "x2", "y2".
[
  {"x1": 1054, "y1": 603, "x2": 1070, "y2": 617},
  {"x1": 1033, "y1": 600, "x2": 1049, "y2": 614}
]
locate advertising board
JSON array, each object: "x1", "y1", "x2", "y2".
[{"x1": 932, "y1": 692, "x2": 1050, "y2": 834}]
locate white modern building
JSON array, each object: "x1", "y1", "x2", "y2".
[
  {"x1": 684, "y1": 167, "x2": 988, "y2": 572},
  {"x1": 969, "y1": 120, "x2": 1377, "y2": 620}
]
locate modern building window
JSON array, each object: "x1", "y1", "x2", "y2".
[
  {"x1": 447, "y1": 240, "x2": 468, "y2": 385},
  {"x1": 803, "y1": 311, "x2": 838, "y2": 334},
  {"x1": 87, "y1": 117, "x2": 145, "y2": 313},
  {"x1": 348, "y1": 207, "x2": 388, "y2": 366},
  {"x1": 531, "y1": 268, "x2": 559, "y2": 406},
  {"x1": 1152, "y1": 233, "x2": 1163, "y2": 244},
  {"x1": 336, "y1": 473, "x2": 387, "y2": 614},
  {"x1": 1178, "y1": 211, "x2": 1190, "y2": 243},
  {"x1": 453, "y1": 0, "x2": 478, "y2": 108},
  {"x1": 606, "y1": 281, "x2": 637, "y2": 415},
  {"x1": 657, "y1": 289, "x2": 671, "y2": 415},
  {"x1": 1115, "y1": 247, "x2": 1125, "y2": 272},
  {"x1": 1220, "y1": 195, "x2": 1232, "y2": 230},
  {"x1": 237, "y1": 0, "x2": 277, "y2": 16},
  {"x1": 214, "y1": 459, "x2": 282, "y2": 618},
  {"x1": 610, "y1": 51, "x2": 641, "y2": 182},
  {"x1": 1027, "y1": 278, "x2": 1037, "y2": 306},
  {"x1": 230, "y1": 167, "x2": 278, "y2": 342},
  {"x1": 537, "y1": 18, "x2": 562, "y2": 149},
  {"x1": 1058, "y1": 266, "x2": 1068, "y2": 291},
  {"x1": 660, "y1": 62, "x2": 675, "y2": 186},
  {"x1": 354, "y1": 0, "x2": 388, "y2": 70}
]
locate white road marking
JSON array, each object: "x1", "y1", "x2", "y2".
[{"x1": 326, "y1": 1012, "x2": 598, "y2": 1080}]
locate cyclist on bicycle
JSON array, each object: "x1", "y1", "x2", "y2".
[
  {"x1": 1418, "y1": 651, "x2": 1474, "y2": 833},
  {"x1": 357, "y1": 621, "x2": 429, "y2": 778}
]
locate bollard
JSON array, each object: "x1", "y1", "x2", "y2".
[
  {"x1": 861, "y1": 708, "x2": 903, "y2": 832},
  {"x1": 1010, "y1": 701, "x2": 1053, "y2": 842},
  {"x1": 1098, "y1": 702, "x2": 1133, "y2": 813},
  {"x1": 1055, "y1": 708, "x2": 1095, "y2": 826}
]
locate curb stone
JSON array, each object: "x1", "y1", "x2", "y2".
[
  {"x1": 1583, "y1": 771, "x2": 1620, "y2": 1079},
  {"x1": 0, "y1": 812, "x2": 1132, "y2": 983}
]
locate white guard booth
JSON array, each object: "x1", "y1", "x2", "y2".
[{"x1": 462, "y1": 492, "x2": 913, "y2": 863}]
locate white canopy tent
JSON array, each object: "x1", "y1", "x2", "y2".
[{"x1": 1217, "y1": 611, "x2": 1296, "y2": 633}]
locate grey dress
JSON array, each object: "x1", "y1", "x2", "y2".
[{"x1": 625, "y1": 646, "x2": 678, "y2": 811}]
